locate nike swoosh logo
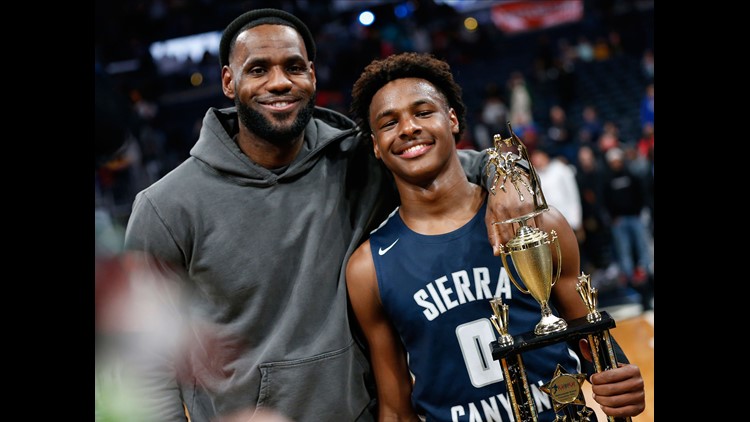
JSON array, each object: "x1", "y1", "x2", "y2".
[{"x1": 378, "y1": 239, "x2": 399, "y2": 256}]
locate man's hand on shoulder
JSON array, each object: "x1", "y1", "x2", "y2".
[{"x1": 484, "y1": 166, "x2": 538, "y2": 255}]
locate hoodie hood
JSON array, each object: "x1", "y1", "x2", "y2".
[{"x1": 189, "y1": 106, "x2": 360, "y2": 187}]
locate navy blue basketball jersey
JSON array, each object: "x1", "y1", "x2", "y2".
[{"x1": 369, "y1": 200, "x2": 583, "y2": 422}]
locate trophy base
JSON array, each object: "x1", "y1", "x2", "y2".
[
  {"x1": 492, "y1": 311, "x2": 616, "y2": 361},
  {"x1": 534, "y1": 314, "x2": 568, "y2": 336},
  {"x1": 492, "y1": 312, "x2": 629, "y2": 422}
]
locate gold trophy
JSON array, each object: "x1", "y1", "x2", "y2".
[
  {"x1": 486, "y1": 124, "x2": 630, "y2": 422},
  {"x1": 486, "y1": 125, "x2": 566, "y2": 335}
]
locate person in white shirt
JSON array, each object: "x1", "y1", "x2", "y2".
[{"x1": 530, "y1": 147, "x2": 582, "y2": 234}]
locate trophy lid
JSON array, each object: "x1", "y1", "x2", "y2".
[{"x1": 505, "y1": 226, "x2": 548, "y2": 251}]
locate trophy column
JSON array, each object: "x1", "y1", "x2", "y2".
[
  {"x1": 576, "y1": 273, "x2": 632, "y2": 422},
  {"x1": 490, "y1": 298, "x2": 538, "y2": 422}
]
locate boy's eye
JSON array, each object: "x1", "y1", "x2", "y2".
[{"x1": 378, "y1": 120, "x2": 397, "y2": 131}]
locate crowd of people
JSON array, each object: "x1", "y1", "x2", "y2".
[{"x1": 463, "y1": 39, "x2": 654, "y2": 312}]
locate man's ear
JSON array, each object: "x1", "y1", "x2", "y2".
[{"x1": 221, "y1": 66, "x2": 235, "y2": 99}]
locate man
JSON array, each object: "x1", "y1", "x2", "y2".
[
  {"x1": 346, "y1": 52, "x2": 645, "y2": 421},
  {"x1": 602, "y1": 147, "x2": 653, "y2": 304},
  {"x1": 122, "y1": 8, "x2": 520, "y2": 422}
]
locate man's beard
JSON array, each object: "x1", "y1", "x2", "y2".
[{"x1": 236, "y1": 94, "x2": 316, "y2": 144}]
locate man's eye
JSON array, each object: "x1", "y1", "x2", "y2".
[
  {"x1": 417, "y1": 111, "x2": 433, "y2": 118},
  {"x1": 288, "y1": 65, "x2": 306, "y2": 73},
  {"x1": 248, "y1": 67, "x2": 266, "y2": 75}
]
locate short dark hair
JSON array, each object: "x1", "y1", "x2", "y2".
[
  {"x1": 350, "y1": 52, "x2": 466, "y2": 144},
  {"x1": 219, "y1": 8, "x2": 316, "y2": 67}
]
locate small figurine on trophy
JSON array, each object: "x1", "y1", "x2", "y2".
[{"x1": 576, "y1": 273, "x2": 624, "y2": 378}]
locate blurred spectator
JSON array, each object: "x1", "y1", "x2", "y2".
[
  {"x1": 602, "y1": 147, "x2": 653, "y2": 299},
  {"x1": 96, "y1": 140, "x2": 150, "y2": 225},
  {"x1": 578, "y1": 104, "x2": 604, "y2": 147},
  {"x1": 640, "y1": 83, "x2": 654, "y2": 130},
  {"x1": 575, "y1": 145, "x2": 613, "y2": 272},
  {"x1": 646, "y1": 146, "x2": 654, "y2": 236},
  {"x1": 472, "y1": 83, "x2": 509, "y2": 150},
  {"x1": 530, "y1": 147, "x2": 582, "y2": 234},
  {"x1": 624, "y1": 144, "x2": 649, "y2": 182},
  {"x1": 543, "y1": 105, "x2": 577, "y2": 165},
  {"x1": 508, "y1": 71, "x2": 533, "y2": 130},
  {"x1": 602, "y1": 120, "x2": 620, "y2": 138},
  {"x1": 623, "y1": 143, "x2": 652, "y2": 234},
  {"x1": 557, "y1": 38, "x2": 578, "y2": 64},
  {"x1": 641, "y1": 49, "x2": 654, "y2": 81},
  {"x1": 597, "y1": 122, "x2": 622, "y2": 157},
  {"x1": 637, "y1": 122, "x2": 654, "y2": 159},
  {"x1": 608, "y1": 30, "x2": 624, "y2": 56},
  {"x1": 576, "y1": 35, "x2": 594, "y2": 62},
  {"x1": 511, "y1": 114, "x2": 540, "y2": 154},
  {"x1": 636, "y1": 123, "x2": 654, "y2": 236},
  {"x1": 95, "y1": 66, "x2": 137, "y2": 168}
]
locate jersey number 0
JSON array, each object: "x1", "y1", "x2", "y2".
[{"x1": 455, "y1": 318, "x2": 505, "y2": 388}]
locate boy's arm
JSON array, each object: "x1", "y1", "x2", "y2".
[{"x1": 346, "y1": 241, "x2": 421, "y2": 422}]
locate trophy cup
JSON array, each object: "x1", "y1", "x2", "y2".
[{"x1": 486, "y1": 124, "x2": 631, "y2": 422}]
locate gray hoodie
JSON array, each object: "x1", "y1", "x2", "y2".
[{"x1": 123, "y1": 105, "x2": 487, "y2": 421}]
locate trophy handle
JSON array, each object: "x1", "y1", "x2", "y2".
[
  {"x1": 548, "y1": 230, "x2": 562, "y2": 288},
  {"x1": 499, "y1": 248, "x2": 530, "y2": 295}
]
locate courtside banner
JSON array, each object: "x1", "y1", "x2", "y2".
[{"x1": 490, "y1": 0, "x2": 583, "y2": 34}]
